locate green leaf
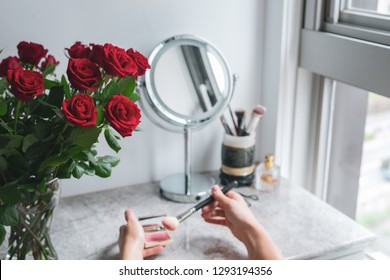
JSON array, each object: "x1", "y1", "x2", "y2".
[
  {"x1": 52, "y1": 108, "x2": 64, "y2": 119},
  {"x1": 97, "y1": 155, "x2": 120, "y2": 167},
  {"x1": 39, "y1": 154, "x2": 70, "y2": 171},
  {"x1": 0, "y1": 135, "x2": 23, "y2": 149},
  {"x1": 104, "y1": 128, "x2": 121, "y2": 153},
  {"x1": 0, "y1": 99, "x2": 7, "y2": 116},
  {"x1": 0, "y1": 186, "x2": 24, "y2": 204},
  {"x1": 25, "y1": 141, "x2": 48, "y2": 161},
  {"x1": 0, "y1": 119, "x2": 13, "y2": 134},
  {"x1": 96, "y1": 105, "x2": 104, "y2": 126},
  {"x1": 0, "y1": 156, "x2": 7, "y2": 170},
  {"x1": 0, "y1": 225, "x2": 5, "y2": 245},
  {"x1": 37, "y1": 88, "x2": 64, "y2": 119},
  {"x1": 129, "y1": 92, "x2": 140, "y2": 102},
  {"x1": 42, "y1": 63, "x2": 56, "y2": 77},
  {"x1": 56, "y1": 160, "x2": 76, "y2": 179},
  {"x1": 66, "y1": 145, "x2": 85, "y2": 157},
  {"x1": 0, "y1": 79, "x2": 8, "y2": 95},
  {"x1": 72, "y1": 163, "x2": 85, "y2": 179},
  {"x1": 44, "y1": 78, "x2": 58, "y2": 89},
  {"x1": 22, "y1": 134, "x2": 39, "y2": 153},
  {"x1": 38, "y1": 179, "x2": 46, "y2": 193},
  {"x1": 47, "y1": 86, "x2": 65, "y2": 109},
  {"x1": 32, "y1": 119, "x2": 51, "y2": 140},
  {"x1": 71, "y1": 150, "x2": 96, "y2": 164},
  {"x1": 37, "y1": 97, "x2": 59, "y2": 109},
  {"x1": 19, "y1": 183, "x2": 38, "y2": 192},
  {"x1": 100, "y1": 80, "x2": 115, "y2": 102},
  {"x1": 116, "y1": 76, "x2": 136, "y2": 97},
  {"x1": 79, "y1": 162, "x2": 95, "y2": 175},
  {"x1": 61, "y1": 75, "x2": 71, "y2": 99},
  {"x1": 0, "y1": 205, "x2": 19, "y2": 226},
  {"x1": 70, "y1": 126, "x2": 101, "y2": 148},
  {"x1": 7, "y1": 152, "x2": 28, "y2": 177},
  {"x1": 94, "y1": 162, "x2": 111, "y2": 178}
]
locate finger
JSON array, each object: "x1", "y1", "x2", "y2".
[
  {"x1": 119, "y1": 224, "x2": 126, "y2": 234},
  {"x1": 143, "y1": 245, "x2": 165, "y2": 258},
  {"x1": 211, "y1": 185, "x2": 232, "y2": 208},
  {"x1": 124, "y1": 209, "x2": 138, "y2": 225},
  {"x1": 226, "y1": 190, "x2": 247, "y2": 204},
  {"x1": 201, "y1": 201, "x2": 219, "y2": 214},
  {"x1": 201, "y1": 208, "x2": 226, "y2": 219},
  {"x1": 203, "y1": 216, "x2": 228, "y2": 227}
]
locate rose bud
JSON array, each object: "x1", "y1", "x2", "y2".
[
  {"x1": 66, "y1": 41, "x2": 91, "y2": 58},
  {"x1": 41, "y1": 55, "x2": 59, "y2": 72},
  {"x1": 0, "y1": 56, "x2": 20, "y2": 77}
]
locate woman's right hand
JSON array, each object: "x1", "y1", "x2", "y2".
[{"x1": 201, "y1": 185, "x2": 282, "y2": 260}]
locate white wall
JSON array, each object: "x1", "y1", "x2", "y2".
[{"x1": 0, "y1": 0, "x2": 265, "y2": 197}]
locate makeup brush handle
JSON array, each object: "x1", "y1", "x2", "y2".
[
  {"x1": 245, "y1": 114, "x2": 261, "y2": 135},
  {"x1": 194, "y1": 181, "x2": 238, "y2": 211},
  {"x1": 176, "y1": 181, "x2": 238, "y2": 223}
]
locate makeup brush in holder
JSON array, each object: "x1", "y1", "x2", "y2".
[{"x1": 219, "y1": 104, "x2": 266, "y2": 187}]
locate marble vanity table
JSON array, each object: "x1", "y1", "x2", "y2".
[{"x1": 0, "y1": 176, "x2": 375, "y2": 260}]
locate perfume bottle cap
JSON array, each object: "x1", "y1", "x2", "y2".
[{"x1": 264, "y1": 154, "x2": 274, "y2": 169}]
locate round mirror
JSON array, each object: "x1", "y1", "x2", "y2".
[{"x1": 140, "y1": 35, "x2": 235, "y2": 202}]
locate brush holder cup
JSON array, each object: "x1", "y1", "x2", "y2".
[{"x1": 220, "y1": 133, "x2": 256, "y2": 187}]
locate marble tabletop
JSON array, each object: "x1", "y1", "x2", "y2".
[{"x1": 0, "y1": 176, "x2": 376, "y2": 260}]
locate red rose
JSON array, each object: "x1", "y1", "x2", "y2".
[
  {"x1": 0, "y1": 56, "x2": 19, "y2": 77},
  {"x1": 66, "y1": 41, "x2": 91, "y2": 58},
  {"x1": 17, "y1": 41, "x2": 48, "y2": 67},
  {"x1": 66, "y1": 58, "x2": 102, "y2": 92},
  {"x1": 89, "y1": 43, "x2": 104, "y2": 66},
  {"x1": 105, "y1": 94, "x2": 141, "y2": 137},
  {"x1": 6, "y1": 67, "x2": 44, "y2": 101},
  {"x1": 40, "y1": 55, "x2": 59, "y2": 71},
  {"x1": 126, "y1": 48, "x2": 150, "y2": 76},
  {"x1": 100, "y1": 44, "x2": 137, "y2": 77},
  {"x1": 62, "y1": 93, "x2": 97, "y2": 127}
]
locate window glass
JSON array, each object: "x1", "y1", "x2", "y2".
[
  {"x1": 347, "y1": 0, "x2": 390, "y2": 16},
  {"x1": 357, "y1": 92, "x2": 390, "y2": 256}
]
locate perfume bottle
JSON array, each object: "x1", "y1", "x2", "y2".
[{"x1": 255, "y1": 154, "x2": 280, "y2": 191}]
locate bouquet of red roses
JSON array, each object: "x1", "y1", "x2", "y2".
[{"x1": 0, "y1": 41, "x2": 149, "y2": 257}]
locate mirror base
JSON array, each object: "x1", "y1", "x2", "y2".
[{"x1": 160, "y1": 173, "x2": 215, "y2": 203}]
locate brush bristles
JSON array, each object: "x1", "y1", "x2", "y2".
[
  {"x1": 253, "y1": 105, "x2": 266, "y2": 115},
  {"x1": 235, "y1": 110, "x2": 245, "y2": 118}
]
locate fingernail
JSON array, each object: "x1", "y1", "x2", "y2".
[{"x1": 212, "y1": 185, "x2": 219, "y2": 193}]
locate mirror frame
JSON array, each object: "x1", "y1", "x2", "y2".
[{"x1": 140, "y1": 34, "x2": 234, "y2": 132}]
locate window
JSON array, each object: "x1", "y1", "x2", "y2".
[
  {"x1": 324, "y1": 0, "x2": 390, "y2": 45},
  {"x1": 294, "y1": 0, "x2": 390, "y2": 257},
  {"x1": 357, "y1": 93, "x2": 390, "y2": 256}
]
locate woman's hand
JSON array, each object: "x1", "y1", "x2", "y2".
[
  {"x1": 118, "y1": 209, "x2": 164, "y2": 259},
  {"x1": 201, "y1": 185, "x2": 282, "y2": 260}
]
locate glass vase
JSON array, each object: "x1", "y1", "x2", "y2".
[{"x1": 6, "y1": 179, "x2": 61, "y2": 260}]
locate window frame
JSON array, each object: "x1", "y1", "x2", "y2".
[
  {"x1": 324, "y1": 0, "x2": 390, "y2": 46},
  {"x1": 294, "y1": 0, "x2": 390, "y2": 218}
]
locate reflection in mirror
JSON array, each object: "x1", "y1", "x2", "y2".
[{"x1": 140, "y1": 35, "x2": 236, "y2": 202}]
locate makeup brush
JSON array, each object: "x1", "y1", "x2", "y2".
[
  {"x1": 228, "y1": 106, "x2": 238, "y2": 135},
  {"x1": 235, "y1": 109, "x2": 245, "y2": 136},
  {"x1": 162, "y1": 181, "x2": 238, "y2": 231},
  {"x1": 238, "y1": 111, "x2": 248, "y2": 136},
  {"x1": 244, "y1": 105, "x2": 266, "y2": 135},
  {"x1": 138, "y1": 214, "x2": 167, "y2": 221},
  {"x1": 220, "y1": 114, "x2": 234, "y2": 135}
]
